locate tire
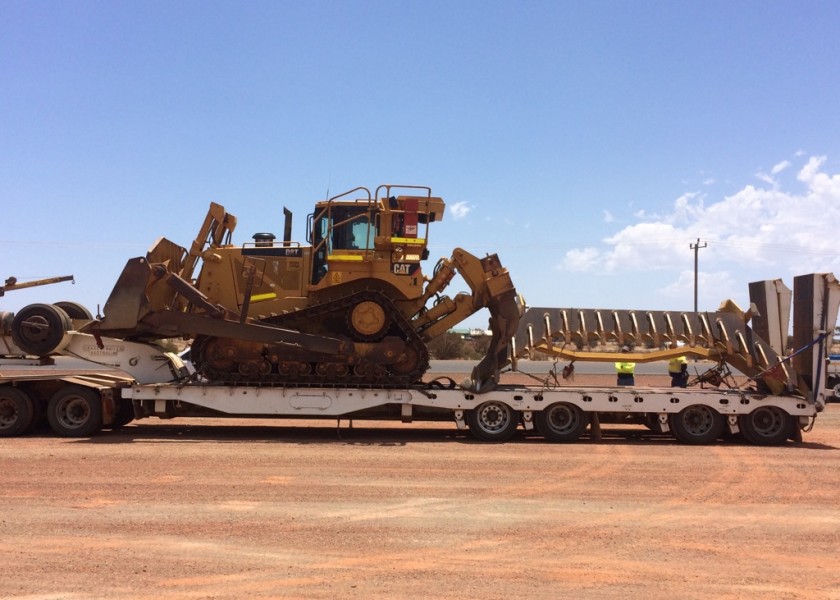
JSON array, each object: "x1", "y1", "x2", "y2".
[
  {"x1": 669, "y1": 404, "x2": 725, "y2": 444},
  {"x1": 466, "y1": 401, "x2": 519, "y2": 442},
  {"x1": 47, "y1": 385, "x2": 103, "y2": 437},
  {"x1": 0, "y1": 386, "x2": 35, "y2": 437},
  {"x1": 53, "y1": 301, "x2": 93, "y2": 321},
  {"x1": 828, "y1": 374, "x2": 840, "y2": 402},
  {"x1": 11, "y1": 303, "x2": 72, "y2": 355},
  {"x1": 104, "y1": 398, "x2": 135, "y2": 429},
  {"x1": 535, "y1": 402, "x2": 590, "y2": 442},
  {"x1": 738, "y1": 406, "x2": 793, "y2": 446}
]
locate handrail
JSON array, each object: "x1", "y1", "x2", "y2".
[
  {"x1": 374, "y1": 184, "x2": 432, "y2": 202},
  {"x1": 242, "y1": 241, "x2": 302, "y2": 248}
]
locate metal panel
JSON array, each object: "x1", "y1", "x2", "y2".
[{"x1": 748, "y1": 278, "x2": 790, "y2": 355}]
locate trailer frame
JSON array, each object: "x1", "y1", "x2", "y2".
[{"x1": 124, "y1": 377, "x2": 824, "y2": 445}]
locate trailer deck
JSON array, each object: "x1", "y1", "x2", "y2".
[{"x1": 126, "y1": 377, "x2": 821, "y2": 445}]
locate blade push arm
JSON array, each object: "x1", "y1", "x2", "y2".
[{"x1": 411, "y1": 248, "x2": 522, "y2": 392}]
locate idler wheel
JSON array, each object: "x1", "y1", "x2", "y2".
[{"x1": 348, "y1": 299, "x2": 389, "y2": 341}]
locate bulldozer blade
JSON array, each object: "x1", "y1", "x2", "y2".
[{"x1": 88, "y1": 257, "x2": 154, "y2": 334}]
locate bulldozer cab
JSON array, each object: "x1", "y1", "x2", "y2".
[
  {"x1": 307, "y1": 186, "x2": 445, "y2": 298},
  {"x1": 309, "y1": 200, "x2": 376, "y2": 285}
]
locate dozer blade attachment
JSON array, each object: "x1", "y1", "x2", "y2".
[
  {"x1": 514, "y1": 304, "x2": 790, "y2": 393},
  {"x1": 513, "y1": 273, "x2": 840, "y2": 401}
]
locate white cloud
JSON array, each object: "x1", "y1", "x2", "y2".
[
  {"x1": 755, "y1": 158, "x2": 793, "y2": 187},
  {"x1": 672, "y1": 192, "x2": 704, "y2": 224},
  {"x1": 771, "y1": 160, "x2": 791, "y2": 174},
  {"x1": 603, "y1": 209, "x2": 614, "y2": 223},
  {"x1": 449, "y1": 201, "x2": 471, "y2": 220},
  {"x1": 755, "y1": 171, "x2": 776, "y2": 185},
  {"x1": 657, "y1": 269, "x2": 738, "y2": 308},
  {"x1": 558, "y1": 155, "x2": 840, "y2": 282},
  {"x1": 797, "y1": 156, "x2": 832, "y2": 188},
  {"x1": 562, "y1": 247, "x2": 601, "y2": 271}
]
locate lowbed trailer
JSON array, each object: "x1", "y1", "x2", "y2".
[
  {"x1": 0, "y1": 350, "x2": 832, "y2": 445},
  {"x1": 124, "y1": 377, "x2": 826, "y2": 445},
  {"x1": 1, "y1": 340, "x2": 830, "y2": 445}
]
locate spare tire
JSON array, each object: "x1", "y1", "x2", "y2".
[
  {"x1": 53, "y1": 301, "x2": 93, "y2": 321},
  {"x1": 11, "y1": 303, "x2": 72, "y2": 356}
]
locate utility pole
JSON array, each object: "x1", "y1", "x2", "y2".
[{"x1": 690, "y1": 238, "x2": 707, "y2": 312}]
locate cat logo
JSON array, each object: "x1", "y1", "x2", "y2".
[{"x1": 392, "y1": 263, "x2": 411, "y2": 275}]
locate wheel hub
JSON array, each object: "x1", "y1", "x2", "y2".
[
  {"x1": 753, "y1": 407, "x2": 783, "y2": 435},
  {"x1": 57, "y1": 398, "x2": 91, "y2": 428},
  {"x1": 0, "y1": 400, "x2": 16, "y2": 425},
  {"x1": 478, "y1": 403, "x2": 510, "y2": 431},
  {"x1": 683, "y1": 407, "x2": 714, "y2": 435},
  {"x1": 548, "y1": 406, "x2": 575, "y2": 432}
]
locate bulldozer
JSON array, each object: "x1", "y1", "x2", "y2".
[{"x1": 83, "y1": 185, "x2": 521, "y2": 391}]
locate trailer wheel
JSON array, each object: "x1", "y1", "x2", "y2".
[
  {"x1": 738, "y1": 406, "x2": 792, "y2": 446},
  {"x1": 669, "y1": 405, "x2": 725, "y2": 444},
  {"x1": 11, "y1": 303, "x2": 72, "y2": 356},
  {"x1": 47, "y1": 385, "x2": 103, "y2": 437},
  {"x1": 53, "y1": 301, "x2": 93, "y2": 320},
  {"x1": 0, "y1": 387, "x2": 35, "y2": 437},
  {"x1": 466, "y1": 401, "x2": 519, "y2": 442},
  {"x1": 535, "y1": 402, "x2": 590, "y2": 442}
]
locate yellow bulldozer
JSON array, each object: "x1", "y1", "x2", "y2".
[{"x1": 84, "y1": 185, "x2": 521, "y2": 391}]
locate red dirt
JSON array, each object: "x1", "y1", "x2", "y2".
[{"x1": 1, "y1": 372, "x2": 839, "y2": 599}]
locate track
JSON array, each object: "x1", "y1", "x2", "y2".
[{"x1": 192, "y1": 290, "x2": 430, "y2": 387}]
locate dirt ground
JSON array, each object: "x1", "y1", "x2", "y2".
[{"x1": 2, "y1": 371, "x2": 839, "y2": 600}]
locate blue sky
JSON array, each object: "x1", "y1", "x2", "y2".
[{"x1": 3, "y1": 1, "x2": 840, "y2": 331}]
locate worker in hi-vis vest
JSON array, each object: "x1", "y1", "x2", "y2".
[
  {"x1": 668, "y1": 355, "x2": 689, "y2": 388},
  {"x1": 615, "y1": 346, "x2": 635, "y2": 386}
]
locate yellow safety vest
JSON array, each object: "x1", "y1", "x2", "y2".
[
  {"x1": 615, "y1": 361, "x2": 635, "y2": 374},
  {"x1": 668, "y1": 356, "x2": 687, "y2": 373}
]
